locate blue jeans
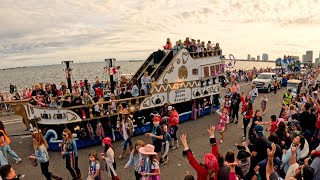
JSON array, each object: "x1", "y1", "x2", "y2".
[
  {"x1": 123, "y1": 138, "x2": 132, "y2": 150},
  {"x1": 0, "y1": 143, "x2": 20, "y2": 161},
  {"x1": 0, "y1": 150, "x2": 8, "y2": 166},
  {"x1": 251, "y1": 96, "x2": 257, "y2": 103}
]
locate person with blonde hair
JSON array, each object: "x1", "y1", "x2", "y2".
[
  {"x1": 28, "y1": 132, "x2": 62, "y2": 180},
  {"x1": 59, "y1": 129, "x2": 81, "y2": 179},
  {"x1": 124, "y1": 140, "x2": 145, "y2": 180}
]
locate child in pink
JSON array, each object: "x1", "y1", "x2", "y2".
[{"x1": 216, "y1": 107, "x2": 229, "y2": 144}]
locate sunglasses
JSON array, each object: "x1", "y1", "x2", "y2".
[{"x1": 62, "y1": 134, "x2": 67, "y2": 137}]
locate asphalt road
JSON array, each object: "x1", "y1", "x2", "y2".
[{"x1": 2, "y1": 83, "x2": 285, "y2": 180}]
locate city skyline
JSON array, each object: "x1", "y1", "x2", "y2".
[{"x1": 1, "y1": 1, "x2": 320, "y2": 68}]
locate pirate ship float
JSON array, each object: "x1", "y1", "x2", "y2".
[{"x1": 4, "y1": 48, "x2": 225, "y2": 151}]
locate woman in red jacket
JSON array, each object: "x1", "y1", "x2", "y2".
[
  {"x1": 242, "y1": 102, "x2": 253, "y2": 141},
  {"x1": 168, "y1": 106, "x2": 179, "y2": 149},
  {"x1": 180, "y1": 126, "x2": 237, "y2": 180}
]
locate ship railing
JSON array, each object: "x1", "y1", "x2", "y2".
[
  {"x1": 189, "y1": 49, "x2": 222, "y2": 58},
  {"x1": 23, "y1": 95, "x2": 151, "y2": 120}
]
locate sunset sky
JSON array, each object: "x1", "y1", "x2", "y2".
[{"x1": 1, "y1": 0, "x2": 320, "y2": 68}]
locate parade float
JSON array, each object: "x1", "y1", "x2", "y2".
[
  {"x1": 3, "y1": 48, "x2": 225, "y2": 151},
  {"x1": 275, "y1": 56, "x2": 301, "y2": 86}
]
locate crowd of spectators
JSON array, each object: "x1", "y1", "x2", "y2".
[
  {"x1": 0, "y1": 73, "x2": 159, "y2": 119},
  {"x1": 163, "y1": 37, "x2": 222, "y2": 57},
  {"x1": 185, "y1": 68, "x2": 320, "y2": 180}
]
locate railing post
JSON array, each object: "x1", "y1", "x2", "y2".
[
  {"x1": 99, "y1": 104, "x2": 104, "y2": 117},
  {"x1": 108, "y1": 104, "x2": 114, "y2": 115},
  {"x1": 89, "y1": 106, "x2": 93, "y2": 118},
  {"x1": 135, "y1": 99, "x2": 140, "y2": 111},
  {"x1": 117, "y1": 101, "x2": 122, "y2": 112},
  {"x1": 128, "y1": 100, "x2": 132, "y2": 109}
]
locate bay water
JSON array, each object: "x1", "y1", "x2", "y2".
[{"x1": 0, "y1": 60, "x2": 275, "y2": 92}]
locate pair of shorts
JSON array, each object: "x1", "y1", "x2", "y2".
[
  {"x1": 123, "y1": 138, "x2": 132, "y2": 150},
  {"x1": 220, "y1": 126, "x2": 225, "y2": 133}
]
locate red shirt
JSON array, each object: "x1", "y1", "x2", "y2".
[
  {"x1": 245, "y1": 109, "x2": 254, "y2": 119},
  {"x1": 270, "y1": 121, "x2": 278, "y2": 133},
  {"x1": 168, "y1": 110, "x2": 179, "y2": 126},
  {"x1": 186, "y1": 139, "x2": 219, "y2": 180}
]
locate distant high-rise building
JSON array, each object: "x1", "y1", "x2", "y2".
[
  {"x1": 257, "y1": 56, "x2": 260, "y2": 61},
  {"x1": 251, "y1": 57, "x2": 255, "y2": 60},
  {"x1": 302, "y1": 55, "x2": 306, "y2": 62},
  {"x1": 262, "y1": 53, "x2": 268, "y2": 61},
  {"x1": 316, "y1": 58, "x2": 320, "y2": 64},
  {"x1": 306, "y1": 50, "x2": 313, "y2": 63},
  {"x1": 247, "y1": 54, "x2": 251, "y2": 60}
]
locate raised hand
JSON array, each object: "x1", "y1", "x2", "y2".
[
  {"x1": 180, "y1": 134, "x2": 188, "y2": 149},
  {"x1": 291, "y1": 144, "x2": 299, "y2": 155},
  {"x1": 242, "y1": 141, "x2": 247, "y2": 147},
  {"x1": 267, "y1": 143, "x2": 276, "y2": 157},
  {"x1": 207, "y1": 125, "x2": 216, "y2": 136},
  {"x1": 254, "y1": 165, "x2": 260, "y2": 175}
]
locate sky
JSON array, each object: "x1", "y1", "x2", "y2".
[{"x1": 1, "y1": 0, "x2": 320, "y2": 68}]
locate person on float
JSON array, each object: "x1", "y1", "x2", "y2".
[
  {"x1": 167, "y1": 106, "x2": 179, "y2": 149},
  {"x1": 59, "y1": 129, "x2": 81, "y2": 179},
  {"x1": 141, "y1": 71, "x2": 151, "y2": 95}
]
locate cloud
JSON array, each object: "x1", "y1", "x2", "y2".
[
  {"x1": 1, "y1": 0, "x2": 320, "y2": 68},
  {"x1": 274, "y1": 43, "x2": 304, "y2": 47}
]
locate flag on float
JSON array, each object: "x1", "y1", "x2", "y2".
[{"x1": 110, "y1": 67, "x2": 117, "y2": 75}]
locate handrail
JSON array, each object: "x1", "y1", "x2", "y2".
[
  {"x1": 130, "y1": 53, "x2": 153, "y2": 81},
  {"x1": 1, "y1": 99, "x2": 31, "y2": 104},
  {"x1": 136, "y1": 63, "x2": 153, "y2": 84},
  {"x1": 189, "y1": 49, "x2": 222, "y2": 58},
  {"x1": 66, "y1": 95, "x2": 150, "y2": 110},
  {"x1": 150, "y1": 50, "x2": 173, "y2": 77},
  {"x1": 3, "y1": 95, "x2": 151, "y2": 110}
]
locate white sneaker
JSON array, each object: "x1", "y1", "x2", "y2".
[{"x1": 16, "y1": 158, "x2": 22, "y2": 164}]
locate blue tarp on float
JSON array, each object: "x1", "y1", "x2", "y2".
[{"x1": 46, "y1": 105, "x2": 219, "y2": 151}]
